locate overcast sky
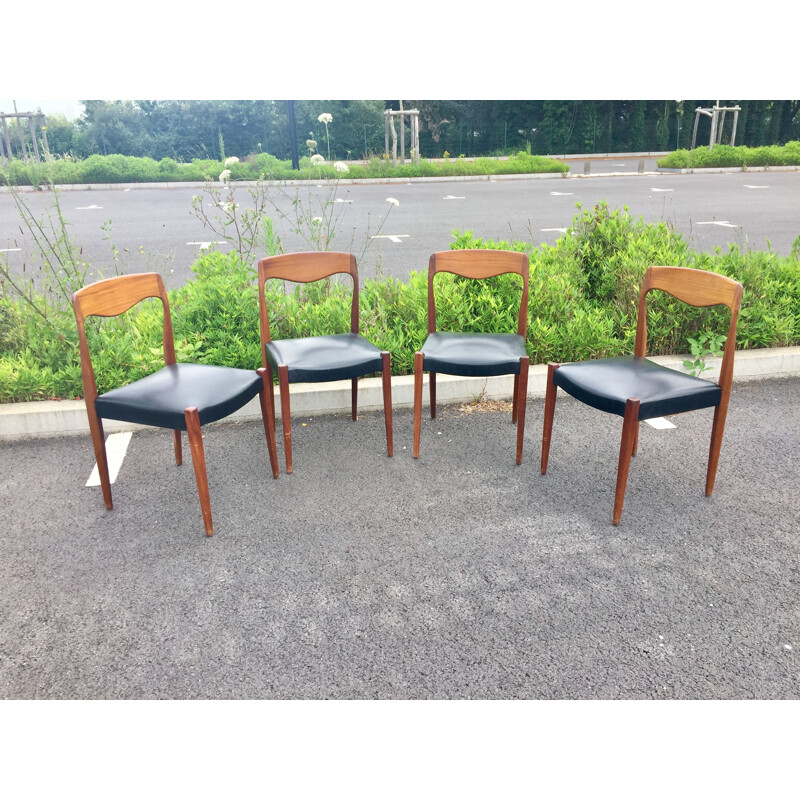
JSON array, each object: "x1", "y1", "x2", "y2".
[{"x1": 0, "y1": 100, "x2": 84, "y2": 119}]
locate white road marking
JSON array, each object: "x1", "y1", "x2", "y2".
[
  {"x1": 697, "y1": 220, "x2": 740, "y2": 228},
  {"x1": 744, "y1": 185, "x2": 769, "y2": 189},
  {"x1": 77, "y1": 204, "x2": 103, "y2": 210},
  {"x1": 444, "y1": 195, "x2": 465, "y2": 200},
  {"x1": 550, "y1": 191, "x2": 573, "y2": 196},
  {"x1": 541, "y1": 227, "x2": 568, "y2": 233},
  {"x1": 645, "y1": 417, "x2": 676, "y2": 429},
  {"x1": 334, "y1": 198, "x2": 353, "y2": 203},
  {"x1": 0, "y1": 247, "x2": 21, "y2": 253},
  {"x1": 187, "y1": 241, "x2": 226, "y2": 249},
  {"x1": 86, "y1": 431, "x2": 133, "y2": 486},
  {"x1": 651, "y1": 188, "x2": 673, "y2": 192},
  {"x1": 372, "y1": 234, "x2": 409, "y2": 243}
]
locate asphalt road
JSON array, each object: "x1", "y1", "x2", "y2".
[
  {"x1": 1, "y1": 165, "x2": 798, "y2": 289},
  {"x1": 1, "y1": 376, "x2": 798, "y2": 699}
]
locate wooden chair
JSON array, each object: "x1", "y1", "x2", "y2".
[
  {"x1": 72, "y1": 272, "x2": 279, "y2": 537},
  {"x1": 540, "y1": 265, "x2": 743, "y2": 525},
  {"x1": 413, "y1": 249, "x2": 530, "y2": 463},
  {"x1": 257, "y1": 252, "x2": 393, "y2": 474}
]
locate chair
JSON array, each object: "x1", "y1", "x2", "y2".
[
  {"x1": 72, "y1": 272, "x2": 279, "y2": 537},
  {"x1": 257, "y1": 251, "x2": 393, "y2": 474},
  {"x1": 413, "y1": 249, "x2": 530, "y2": 463},
  {"x1": 540, "y1": 265, "x2": 743, "y2": 525}
]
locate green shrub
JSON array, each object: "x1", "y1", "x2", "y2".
[{"x1": 658, "y1": 141, "x2": 800, "y2": 169}]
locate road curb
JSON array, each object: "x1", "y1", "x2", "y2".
[{"x1": 2, "y1": 346, "x2": 799, "y2": 441}]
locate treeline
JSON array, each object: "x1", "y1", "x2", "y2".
[{"x1": 9, "y1": 100, "x2": 800, "y2": 163}]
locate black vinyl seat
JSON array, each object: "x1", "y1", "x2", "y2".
[
  {"x1": 553, "y1": 355, "x2": 722, "y2": 420},
  {"x1": 541, "y1": 266, "x2": 743, "y2": 526},
  {"x1": 420, "y1": 331, "x2": 528, "y2": 378},
  {"x1": 258, "y1": 252, "x2": 393, "y2": 474},
  {"x1": 413, "y1": 250, "x2": 531, "y2": 464},
  {"x1": 264, "y1": 332, "x2": 383, "y2": 383},
  {"x1": 72, "y1": 272, "x2": 279, "y2": 537}
]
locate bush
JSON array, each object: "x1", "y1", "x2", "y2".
[{"x1": 658, "y1": 141, "x2": 800, "y2": 169}]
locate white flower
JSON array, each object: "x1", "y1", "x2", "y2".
[
  {"x1": 311, "y1": 154, "x2": 325, "y2": 166},
  {"x1": 334, "y1": 161, "x2": 349, "y2": 173},
  {"x1": 219, "y1": 169, "x2": 231, "y2": 183},
  {"x1": 224, "y1": 156, "x2": 239, "y2": 166},
  {"x1": 311, "y1": 217, "x2": 323, "y2": 225},
  {"x1": 306, "y1": 139, "x2": 317, "y2": 151},
  {"x1": 318, "y1": 113, "x2": 333, "y2": 124},
  {"x1": 217, "y1": 201, "x2": 239, "y2": 212},
  {"x1": 386, "y1": 197, "x2": 400, "y2": 206}
]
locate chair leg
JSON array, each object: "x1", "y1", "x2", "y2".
[
  {"x1": 257, "y1": 367, "x2": 280, "y2": 479},
  {"x1": 540, "y1": 363, "x2": 559, "y2": 475},
  {"x1": 613, "y1": 398, "x2": 641, "y2": 526},
  {"x1": 87, "y1": 408, "x2": 113, "y2": 510},
  {"x1": 265, "y1": 363, "x2": 276, "y2": 427},
  {"x1": 185, "y1": 406, "x2": 213, "y2": 537},
  {"x1": 277, "y1": 364, "x2": 293, "y2": 474},
  {"x1": 706, "y1": 401, "x2": 729, "y2": 496},
  {"x1": 413, "y1": 351, "x2": 424, "y2": 459},
  {"x1": 512, "y1": 374, "x2": 520, "y2": 424},
  {"x1": 351, "y1": 377, "x2": 358, "y2": 421},
  {"x1": 173, "y1": 430, "x2": 182, "y2": 466},
  {"x1": 515, "y1": 357, "x2": 529, "y2": 464},
  {"x1": 632, "y1": 422, "x2": 640, "y2": 457},
  {"x1": 381, "y1": 352, "x2": 393, "y2": 457},
  {"x1": 429, "y1": 371, "x2": 437, "y2": 419}
]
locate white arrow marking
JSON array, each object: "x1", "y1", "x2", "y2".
[
  {"x1": 550, "y1": 191, "x2": 573, "y2": 196},
  {"x1": 372, "y1": 234, "x2": 409, "y2": 243},
  {"x1": 645, "y1": 417, "x2": 676, "y2": 429},
  {"x1": 697, "y1": 221, "x2": 740, "y2": 228},
  {"x1": 541, "y1": 227, "x2": 568, "y2": 233},
  {"x1": 651, "y1": 188, "x2": 674, "y2": 192},
  {"x1": 0, "y1": 247, "x2": 21, "y2": 253},
  {"x1": 77, "y1": 204, "x2": 103, "y2": 210},
  {"x1": 187, "y1": 241, "x2": 226, "y2": 249},
  {"x1": 444, "y1": 195, "x2": 465, "y2": 200},
  {"x1": 86, "y1": 431, "x2": 132, "y2": 486},
  {"x1": 744, "y1": 185, "x2": 769, "y2": 189}
]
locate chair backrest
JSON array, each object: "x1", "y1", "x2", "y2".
[
  {"x1": 257, "y1": 252, "x2": 361, "y2": 360},
  {"x1": 427, "y1": 249, "x2": 530, "y2": 336},
  {"x1": 72, "y1": 272, "x2": 175, "y2": 403},
  {"x1": 635, "y1": 265, "x2": 743, "y2": 393}
]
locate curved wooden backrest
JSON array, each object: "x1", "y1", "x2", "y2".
[
  {"x1": 635, "y1": 265, "x2": 744, "y2": 394},
  {"x1": 257, "y1": 252, "x2": 360, "y2": 357},
  {"x1": 72, "y1": 272, "x2": 175, "y2": 402},
  {"x1": 428, "y1": 249, "x2": 530, "y2": 336}
]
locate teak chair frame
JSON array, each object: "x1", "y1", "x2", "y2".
[
  {"x1": 540, "y1": 265, "x2": 743, "y2": 525},
  {"x1": 413, "y1": 249, "x2": 530, "y2": 463},
  {"x1": 73, "y1": 272, "x2": 279, "y2": 537},
  {"x1": 258, "y1": 251, "x2": 393, "y2": 474}
]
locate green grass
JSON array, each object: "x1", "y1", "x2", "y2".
[{"x1": 658, "y1": 140, "x2": 800, "y2": 169}]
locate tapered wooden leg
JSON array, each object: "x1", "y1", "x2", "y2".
[
  {"x1": 515, "y1": 357, "x2": 529, "y2": 464},
  {"x1": 381, "y1": 352, "x2": 393, "y2": 457},
  {"x1": 512, "y1": 374, "x2": 520, "y2": 424},
  {"x1": 265, "y1": 363, "x2": 276, "y2": 432},
  {"x1": 706, "y1": 400, "x2": 729, "y2": 496},
  {"x1": 540, "y1": 363, "x2": 559, "y2": 475},
  {"x1": 413, "y1": 351, "x2": 424, "y2": 459},
  {"x1": 257, "y1": 367, "x2": 280, "y2": 479},
  {"x1": 173, "y1": 430, "x2": 182, "y2": 466},
  {"x1": 87, "y1": 407, "x2": 113, "y2": 510},
  {"x1": 278, "y1": 364, "x2": 293, "y2": 474},
  {"x1": 613, "y1": 398, "x2": 641, "y2": 526},
  {"x1": 185, "y1": 406, "x2": 213, "y2": 537},
  {"x1": 351, "y1": 377, "x2": 358, "y2": 421},
  {"x1": 632, "y1": 422, "x2": 640, "y2": 457},
  {"x1": 429, "y1": 371, "x2": 437, "y2": 419}
]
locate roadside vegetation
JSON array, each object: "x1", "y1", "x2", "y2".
[
  {"x1": 2, "y1": 192, "x2": 798, "y2": 404},
  {"x1": 658, "y1": 140, "x2": 800, "y2": 169}
]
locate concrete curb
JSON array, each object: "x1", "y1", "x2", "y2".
[{"x1": 2, "y1": 346, "x2": 799, "y2": 441}]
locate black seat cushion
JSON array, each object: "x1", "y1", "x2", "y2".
[
  {"x1": 421, "y1": 332, "x2": 527, "y2": 377},
  {"x1": 264, "y1": 332, "x2": 384, "y2": 383},
  {"x1": 554, "y1": 355, "x2": 722, "y2": 419},
  {"x1": 94, "y1": 363, "x2": 264, "y2": 430}
]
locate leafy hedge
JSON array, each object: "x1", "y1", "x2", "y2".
[
  {"x1": 0, "y1": 150, "x2": 567, "y2": 187},
  {"x1": 658, "y1": 140, "x2": 800, "y2": 169},
  {"x1": 1, "y1": 203, "x2": 798, "y2": 403}
]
